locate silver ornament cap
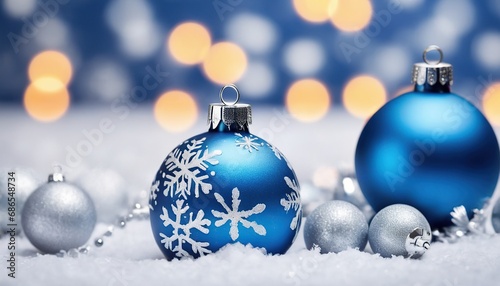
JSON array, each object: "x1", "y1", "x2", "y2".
[
  {"x1": 208, "y1": 84, "x2": 252, "y2": 130},
  {"x1": 368, "y1": 204, "x2": 431, "y2": 258},
  {"x1": 411, "y1": 45, "x2": 453, "y2": 86}
]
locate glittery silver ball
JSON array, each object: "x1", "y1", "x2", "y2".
[
  {"x1": 22, "y1": 181, "x2": 97, "y2": 254},
  {"x1": 0, "y1": 168, "x2": 42, "y2": 234},
  {"x1": 75, "y1": 168, "x2": 129, "y2": 223},
  {"x1": 492, "y1": 198, "x2": 500, "y2": 233},
  {"x1": 304, "y1": 200, "x2": 368, "y2": 253},
  {"x1": 369, "y1": 204, "x2": 431, "y2": 258}
]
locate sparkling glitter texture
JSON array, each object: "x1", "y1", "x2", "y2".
[{"x1": 304, "y1": 200, "x2": 368, "y2": 254}]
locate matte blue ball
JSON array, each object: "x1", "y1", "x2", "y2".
[
  {"x1": 355, "y1": 91, "x2": 500, "y2": 228},
  {"x1": 149, "y1": 131, "x2": 302, "y2": 260}
]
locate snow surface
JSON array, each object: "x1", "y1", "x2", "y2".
[{"x1": 1, "y1": 106, "x2": 500, "y2": 285}]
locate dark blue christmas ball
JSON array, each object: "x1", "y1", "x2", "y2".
[
  {"x1": 355, "y1": 90, "x2": 499, "y2": 228},
  {"x1": 149, "y1": 101, "x2": 301, "y2": 260}
]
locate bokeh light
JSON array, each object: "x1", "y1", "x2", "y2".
[
  {"x1": 24, "y1": 79, "x2": 70, "y2": 122},
  {"x1": 154, "y1": 90, "x2": 198, "y2": 132},
  {"x1": 483, "y1": 83, "x2": 500, "y2": 126},
  {"x1": 293, "y1": 0, "x2": 332, "y2": 23},
  {"x1": 343, "y1": 75, "x2": 386, "y2": 119},
  {"x1": 286, "y1": 79, "x2": 331, "y2": 122},
  {"x1": 473, "y1": 32, "x2": 500, "y2": 70},
  {"x1": 3, "y1": 0, "x2": 36, "y2": 18},
  {"x1": 283, "y1": 39, "x2": 325, "y2": 76},
  {"x1": 32, "y1": 77, "x2": 66, "y2": 93},
  {"x1": 330, "y1": 0, "x2": 372, "y2": 32},
  {"x1": 202, "y1": 42, "x2": 247, "y2": 85},
  {"x1": 225, "y1": 13, "x2": 277, "y2": 55},
  {"x1": 168, "y1": 22, "x2": 212, "y2": 65},
  {"x1": 28, "y1": 51, "x2": 73, "y2": 85},
  {"x1": 237, "y1": 61, "x2": 275, "y2": 98}
]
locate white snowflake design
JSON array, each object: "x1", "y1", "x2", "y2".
[
  {"x1": 149, "y1": 180, "x2": 160, "y2": 210},
  {"x1": 159, "y1": 199, "x2": 212, "y2": 258},
  {"x1": 162, "y1": 137, "x2": 222, "y2": 199},
  {"x1": 235, "y1": 133, "x2": 263, "y2": 153},
  {"x1": 267, "y1": 143, "x2": 293, "y2": 170},
  {"x1": 211, "y1": 188, "x2": 267, "y2": 241},
  {"x1": 280, "y1": 177, "x2": 301, "y2": 230}
]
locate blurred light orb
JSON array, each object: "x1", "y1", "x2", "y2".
[
  {"x1": 286, "y1": 79, "x2": 330, "y2": 122},
  {"x1": 237, "y1": 61, "x2": 275, "y2": 98},
  {"x1": 24, "y1": 79, "x2": 70, "y2": 122},
  {"x1": 293, "y1": 0, "x2": 332, "y2": 23},
  {"x1": 120, "y1": 19, "x2": 162, "y2": 59},
  {"x1": 29, "y1": 51, "x2": 73, "y2": 85},
  {"x1": 154, "y1": 90, "x2": 198, "y2": 133},
  {"x1": 225, "y1": 13, "x2": 277, "y2": 55},
  {"x1": 35, "y1": 19, "x2": 69, "y2": 50},
  {"x1": 106, "y1": 0, "x2": 160, "y2": 59},
  {"x1": 367, "y1": 46, "x2": 411, "y2": 84},
  {"x1": 398, "y1": 0, "x2": 424, "y2": 9},
  {"x1": 202, "y1": 42, "x2": 248, "y2": 85},
  {"x1": 80, "y1": 59, "x2": 131, "y2": 102},
  {"x1": 473, "y1": 33, "x2": 500, "y2": 70},
  {"x1": 330, "y1": 0, "x2": 372, "y2": 32},
  {"x1": 284, "y1": 39, "x2": 325, "y2": 76},
  {"x1": 168, "y1": 22, "x2": 212, "y2": 65},
  {"x1": 3, "y1": 0, "x2": 37, "y2": 18},
  {"x1": 32, "y1": 77, "x2": 66, "y2": 93},
  {"x1": 483, "y1": 83, "x2": 500, "y2": 126},
  {"x1": 435, "y1": 0, "x2": 475, "y2": 36},
  {"x1": 343, "y1": 75, "x2": 386, "y2": 119}
]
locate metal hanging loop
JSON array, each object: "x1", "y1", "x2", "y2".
[
  {"x1": 423, "y1": 45, "x2": 443, "y2": 65},
  {"x1": 219, "y1": 84, "x2": 240, "y2": 106}
]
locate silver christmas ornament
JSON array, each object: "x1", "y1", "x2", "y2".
[
  {"x1": 304, "y1": 200, "x2": 368, "y2": 254},
  {"x1": 333, "y1": 171, "x2": 374, "y2": 220},
  {"x1": 0, "y1": 167, "x2": 42, "y2": 234},
  {"x1": 22, "y1": 168, "x2": 97, "y2": 254},
  {"x1": 492, "y1": 198, "x2": 500, "y2": 233},
  {"x1": 369, "y1": 204, "x2": 431, "y2": 258},
  {"x1": 75, "y1": 168, "x2": 129, "y2": 223}
]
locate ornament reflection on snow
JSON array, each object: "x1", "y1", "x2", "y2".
[{"x1": 149, "y1": 85, "x2": 302, "y2": 260}]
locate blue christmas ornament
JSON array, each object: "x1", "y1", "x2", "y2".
[
  {"x1": 150, "y1": 85, "x2": 302, "y2": 260},
  {"x1": 355, "y1": 46, "x2": 500, "y2": 228}
]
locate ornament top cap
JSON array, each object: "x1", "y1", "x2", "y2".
[
  {"x1": 412, "y1": 45, "x2": 453, "y2": 86},
  {"x1": 48, "y1": 165, "x2": 65, "y2": 182},
  {"x1": 208, "y1": 84, "x2": 252, "y2": 130}
]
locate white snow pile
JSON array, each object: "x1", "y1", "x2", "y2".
[{"x1": 2, "y1": 218, "x2": 500, "y2": 286}]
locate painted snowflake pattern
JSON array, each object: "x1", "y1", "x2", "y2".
[
  {"x1": 162, "y1": 137, "x2": 222, "y2": 199},
  {"x1": 267, "y1": 143, "x2": 293, "y2": 170},
  {"x1": 159, "y1": 199, "x2": 212, "y2": 258},
  {"x1": 235, "y1": 133, "x2": 263, "y2": 153},
  {"x1": 280, "y1": 176, "x2": 301, "y2": 230},
  {"x1": 212, "y1": 188, "x2": 267, "y2": 241},
  {"x1": 149, "y1": 180, "x2": 160, "y2": 210}
]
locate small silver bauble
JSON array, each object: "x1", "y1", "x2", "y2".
[
  {"x1": 75, "y1": 168, "x2": 129, "y2": 223},
  {"x1": 0, "y1": 168, "x2": 42, "y2": 234},
  {"x1": 369, "y1": 204, "x2": 431, "y2": 258},
  {"x1": 304, "y1": 200, "x2": 368, "y2": 254},
  {"x1": 22, "y1": 170, "x2": 97, "y2": 254}
]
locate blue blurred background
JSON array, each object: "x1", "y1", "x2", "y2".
[{"x1": 1, "y1": 0, "x2": 500, "y2": 129}]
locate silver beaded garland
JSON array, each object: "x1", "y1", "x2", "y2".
[
  {"x1": 304, "y1": 200, "x2": 368, "y2": 254},
  {"x1": 368, "y1": 204, "x2": 431, "y2": 258},
  {"x1": 22, "y1": 169, "x2": 97, "y2": 254}
]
